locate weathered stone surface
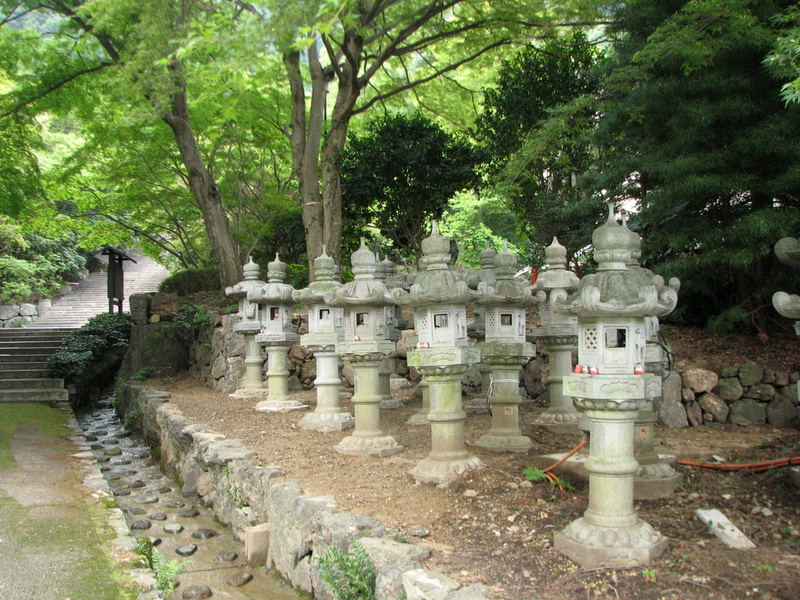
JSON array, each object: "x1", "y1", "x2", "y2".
[
  {"x1": 4, "y1": 315, "x2": 32, "y2": 328},
  {"x1": 714, "y1": 377, "x2": 744, "y2": 402},
  {"x1": 181, "y1": 585, "x2": 212, "y2": 599},
  {"x1": 682, "y1": 368, "x2": 719, "y2": 394},
  {"x1": 655, "y1": 372, "x2": 688, "y2": 428},
  {"x1": 176, "y1": 544, "x2": 198, "y2": 556},
  {"x1": 403, "y1": 569, "x2": 461, "y2": 600},
  {"x1": 763, "y1": 369, "x2": 776, "y2": 384},
  {"x1": 445, "y1": 584, "x2": 491, "y2": 600},
  {"x1": 738, "y1": 361, "x2": 764, "y2": 387},
  {"x1": 730, "y1": 399, "x2": 767, "y2": 426},
  {"x1": 744, "y1": 383, "x2": 776, "y2": 401},
  {"x1": 686, "y1": 401, "x2": 703, "y2": 427},
  {"x1": 766, "y1": 396, "x2": 799, "y2": 427},
  {"x1": 179, "y1": 507, "x2": 200, "y2": 518},
  {"x1": 376, "y1": 559, "x2": 419, "y2": 600},
  {"x1": 359, "y1": 538, "x2": 432, "y2": 570},
  {"x1": 130, "y1": 520, "x2": 152, "y2": 530},
  {"x1": 164, "y1": 524, "x2": 184, "y2": 534},
  {"x1": 698, "y1": 392, "x2": 730, "y2": 423},
  {"x1": 129, "y1": 294, "x2": 151, "y2": 325},
  {"x1": 117, "y1": 324, "x2": 191, "y2": 382},
  {"x1": 719, "y1": 365, "x2": 738, "y2": 378},
  {"x1": 150, "y1": 293, "x2": 181, "y2": 320},
  {"x1": 775, "y1": 371, "x2": 790, "y2": 387},
  {"x1": 217, "y1": 550, "x2": 238, "y2": 562},
  {"x1": 521, "y1": 355, "x2": 547, "y2": 399},
  {"x1": 226, "y1": 572, "x2": 253, "y2": 587},
  {"x1": 681, "y1": 387, "x2": 696, "y2": 403},
  {"x1": 149, "y1": 513, "x2": 167, "y2": 521},
  {"x1": 290, "y1": 556, "x2": 314, "y2": 594},
  {"x1": 136, "y1": 495, "x2": 159, "y2": 504},
  {"x1": 18, "y1": 303, "x2": 37, "y2": 316},
  {"x1": 778, "y1": 383, "x2": 799, "y2": 404},
  {"x1": 192, "y1": 528, "x2": 218, "y2": 540},
  {"x1": 341, "y1": 359, "x2": 355, "y2": 386},
  {"x1": 0, "y1": 305, "x2": 19, "y2": 320},
  {"x1": 312, "y1": 510, "x2": 386, "y2": 558}
]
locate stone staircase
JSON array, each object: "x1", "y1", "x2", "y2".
[{"x1": 0, "y1": 248, "x2": 170, "y2": 402}]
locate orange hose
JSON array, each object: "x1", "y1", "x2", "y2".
[
  {"x1": 544, "y1": 439, "x2": 588, "y2": 473},
  {"x1": 677, "y1": 456, "x2": 800, "y2": 473}
]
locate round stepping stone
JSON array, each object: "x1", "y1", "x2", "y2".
[
  {"x1": 191, "y1": 528, "x2": 218, "y2": 540},
  {"x1": 100, "y1": 466, "x2": 112, "y2": 472},
  {"x1": 150, "y1": 537, "x2": 162, "y2": 546},
  {"x1": 216, "y1": 550, "x2": 238, "y2": 562},
  {"x1": 166, "y1": 501, "x2": 185, "y2": 508},
  {"x1": 153, "y1": 486, "x2": 172, "y2": 494},
  {"x1": 103, "y1": 438, "x2": 120, "y2": 445},
  {"x1": 85, "y1": 435, "x2": 98, "y2": 442},
  {"x1": 182, "y1": 585, "x2": 212, "y2": 599},
  {"x1": 94, "y1": 430, "x2": 109, "y2": 436},
  {"x1": 130, "y1": 520, "x2": 152, "y2": 530},
  {"x1": 115, "y1": 490, "x2": 132, "y2": 497},
  {"x1": 175, "y1": 544, "x2": 198, "y2": 557},
  {"x1": 178, "y1": 507, "x2": 200, "y2": 518},
  {"x1": 107, "y1": 474, "x2": 122, "y2": 481},
  {"x1": 226, "y1": 572, "x2": 253, "y2": 587},
  {"x1": 128, "y1": 481, "x2": 146, "y2": 489},
  {"x1": 90, "y1": 443, "x2": 104, "y2": 450},
  {"x1": 135, "y1": 496, "x2": 159, "y2": 504},
  {"x1": 164, "y1": 524, "x2": 184, "y2": 534},
  {"x1": 127, "y1": 507, "x2": 146, "y2": 515},
  {"x1": 133, "y1": 451, "x2": 150, "y2": 459},
  {"x1": 149, "y1": 512, "x2": 168, "y2": 521},
  {"x1": 122, "y1": 469, "x2": 138, "y2": 476},
  {"x1": 95, "y1": 456, "x2": 110, "y2": 464},
  {"x1": 105, "y1": 448, "x2": 122, "y2": 457},
  {"x1": 111, "y1": 459, "x2": 131, "y2": 465}
]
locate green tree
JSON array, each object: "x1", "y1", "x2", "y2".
[
  {"x1": 593, "y1": 0, "x2": 800, "y2": 332},
  {"x1": 476, "y1": 33, "x2": 603, "y2": 266},
  {"x1": 341, "y1": 112, "x2": 484, "y2": 260}
]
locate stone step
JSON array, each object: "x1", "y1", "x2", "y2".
[
  {"x1": 0, "y1": 378, "x2": 64, "y2": 390},
  {"x1": 0, "y1": 344, "x2": 62, "y2": 353},
  {"x1": 0, "y1": 353, "x2": 53, "y2": 363},
  {"x1": 0, "y1": 388, "x2": 69, "y2": 402},
  {"x1": 0, "y1": 361, "x2": 50, "y2": 372},
  {"x1": 0, "y1": 368, "x2": 52, "y2": 379}
]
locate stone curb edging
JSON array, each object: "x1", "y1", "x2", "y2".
[
  {"x1": 61, "y1": 402, "x2": 160, "y2": 598},
  {"x1": 116, "y1": 381, "x2": 491, "y2": 600}
]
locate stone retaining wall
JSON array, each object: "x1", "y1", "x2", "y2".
[
  {"x1": 0, "y1": 301, "x2": 50, "y2": 327},
  {"x1": 657, "y1": 362, "x2": 800, "y2": 428},
  {"x1": 115, "y1": 382, "x2": 489, "y2": 600}
]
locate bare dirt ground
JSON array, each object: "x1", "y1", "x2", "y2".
[{"x1": 146, "y1": 328, "x2": 800, "y2": 600}]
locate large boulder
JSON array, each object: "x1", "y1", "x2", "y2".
[
  {"x1": 744, "y1": 383, "x2": 776, "y2": 402},
  {"x1": 766, "y1": 396, "x2": 800, "y2": 428},
  {"x1": 117, "y1": 323, "x2": 191, "y2": 381},
  {"x1": 714, "y1": 377, "x2": 744, "y2": 402},
  {"x1": 682, "y1": 368, "x2": 719, "y2": 394},
  {"x1": 654, "y1": 372, "x2": 688, "y2": 428},
  {"x1": 738, "y1": 361, "x2": 764, "y2": 387},
  {"x1": 698, "y1": 392, "x2": 730, "y2": 423},
  {"x1": 730, "y1": 399, "x2": 766, "y2": 426}
]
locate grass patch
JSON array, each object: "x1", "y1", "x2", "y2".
[{"x1": 0, "y1": 402, "x2": 69, "y2": 469}]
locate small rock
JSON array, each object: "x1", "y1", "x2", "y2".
[
  {"x1": 181, "y1": 585, "x2": 212, "y2": 599},
  {"x1": 116, "y1": 490, "x2": 132, "y2": 497},
  {"x1": 127, "y1": 507, "x2": 147, "y2": 516},
  {"x1": 130, "y1": 520, "x2": 152, "y2": 530},
  {"x1": 136, "y1": 496, "x2": 159, "y2": 504},
  {"x1": 519, "y1": 480, "x2": 533, "y2": 489},
  {"x1": 167, "y1": 501, "x2": 185, "y2": 508},
  {"x1": 150, "y1": 537, "x2": 162, "y2": 547},
  {"x1": 217, "y1": 550, "x2": 238, "y2": 562},
  {"x1": 111, "y1": 459, "x2": 132, "y2": 465},
  {"x1": 178, "y1": 507, "x2": 201, "y2": 518},
  {"x1": 407, "y1": 526, "x2": 429, "y2": 538},
  {"x1": 129, "y1": 480, "x2": 146, "y2": 489},
  {"x1": 463, "y1": 489, "x2": 478, "y2": 498},
  {"x1": 154, "y1": 486, "x2": 172, "y2": 494},
  {"x1": 164, "y1": 524, "x2": 184, "y2": 534},
  {"x1": 176, "y1": 544, "x2": 198, "y2": 556},
  {"x1": 762, "y1": 508, "x2": 774, "y2": 517},
  {"x1": 226, "y1": 572, "x2": 253, "y2": 587},
  {"x1": 722, "y1": 494, "x2": 733, "y2": 500},
  {"x1": 192, "y1": 528, "x2": 218, "y2": 540},
  {"x1": 149, "y1": 513, "x2": 168, "y2": 521}
]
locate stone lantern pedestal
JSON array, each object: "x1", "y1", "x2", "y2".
[
  {"x1": 552, "y1": 203, "x2": 679, "y2": 568},
  {"x1": 327, "y1": 239, "x2": 403, "y2": 457},
  {"x1": 225, "y1": 258, "x2": 270, "y2": 402},
  {"x1": 406, "y1": 374, "x2": 431, "y2": 425},
  {"x1": 294, "y1": 249, "x2": 354, "y2": 433},
  {"x1": 394, "y1": 222, "x2": 483, "y2": 485},
  {"x1": 249, "y1": 254, "x2": 304, "y2": 413}
]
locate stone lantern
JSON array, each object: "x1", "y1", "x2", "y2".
[
  {"x1": 473, "y1": 242, "x2": 541, "y2": 452},
  {"x1": 552, "y1": 203, "x2": 679, "y2": 568},
  {"x1": 464, "y1": 242, "x2": 498, "y2": 413},
  {"x1": 249, "y1": 254, "x2": 303, "y2": 413},
  {"x1": 325, "y1": 239, "x2": 403, "y2": 457},
  {"x1": 292, "y1": 248, "x2": 354, "y2": 432},
  {"x1": 622, "y1": 217, "x2": 683, "y2": 499},
  {"x1": 393, "y1": 222, "x2": 482, "y2": 485},
  {"x1": 224, "y1": 257, "x2": 269, "y2": 401},
  {"x1": 773, "y1": 236, "x2": 800, "y2": 333},
  {"x1": 531, "y1": 238, "x2": 581, "y2": 434},
  {"x1": 373, "y1": 256, "x2": 404, "y2": 409}
]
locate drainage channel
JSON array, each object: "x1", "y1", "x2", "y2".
[{"x1": 78, "y1": 400, "x2": 303, "y2": 600}]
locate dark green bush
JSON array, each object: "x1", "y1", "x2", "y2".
[
  {"x1": 48, "y1": 313, "x2": 132, "y2": 405},
  {"x1": 158, "y1": 267, "x2": 221, "y2": 296}
]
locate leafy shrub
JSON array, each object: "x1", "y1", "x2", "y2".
[
  {"x1": 48, "y1": 313, "x2": 132, "y2": 404},
  {"x1": 158, "y1": 267, "x2": 221, "y2": 296},
  {"x1": 316, "y1": 540, "x2": 376, "y2": 600}
]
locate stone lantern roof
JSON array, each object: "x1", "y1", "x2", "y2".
[
  {"x1": 293, "y1": 247, "x2": 341, "y2": 304},
  {"x1": 554, "y1": 204, "x2": 679, "y2": 318},
  {"x1": 467, "y1": 241, "x2": 498, "y2": 290},
  {"x1": 476, "y1": 241, "x2": 542, "y2": 307},
  {"x1": 533, "y1": 238, "x2": 580, "y2": 294},
  {"x1": 224, "y1": 257, "x2": 266, "y2": 332},
  {"x1": 250, "y1": 253, "x2": 295, "y2": 303},
  {"x1": 325, "y1": 239, "x2": 394, "y2": 307},
  {"x1": 393, "y1": 222, "x2": 477, "y2": 307}
]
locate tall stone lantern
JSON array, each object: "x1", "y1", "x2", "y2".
[
  {"x1": 373, "y1": 256, "x2": 404, "y2": 409},
  {"x1": 393, "y1": 222, "x2": 483, "y2": 485},
  {"x1": 552, "y1": 203, "x2": 679, "y2": 568},
  {"x1": 531, "y1": 238, "x2": 581, "y2": 434},
  {"x1": 325, "y1": 239, "x2": 403, "y2": 457},
  {"x1": 292, "y1": 248, "x2": 354, "y2": 432},
  {"x1": 249, "y1": 254, "x2": 303, "y2": 413},
  {"x1": 773, "y1": 236, "x2": 800, "y2": 333},
  {"x1": 465, "y1": 242, "x2": 498, "y2": 414},
  {"x1": 224, "y1": 257, "x2": 269, "y2": 401},
  {"x1": 473, "y1": 242, "x2": 541, "y2": 452}
]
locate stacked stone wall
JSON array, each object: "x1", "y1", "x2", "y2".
[
  {"x1": 0, "y1": 302, "x2": 49, "y2": 327},
  {"x1": 114, "y1": 382, "x2": 489, "y2": 600}
]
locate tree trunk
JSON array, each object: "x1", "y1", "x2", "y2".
[{"x1": 163, "y1": 61, "x2": 242, "y2": 288}]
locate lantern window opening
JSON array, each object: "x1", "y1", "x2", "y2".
[
  {"x1": 319, "y1": 308, "x2": 330, "y2": 320},
  {"x1": 500, "y1": 313, "x2": 513, "y2": 327},
  {"x1": 270, "y1": 307, "x2": 280, "y2": 321},
  {"x1": 433, "y1": 313, "x2": 449, "y2": 328},
  {"x1": 356, "y1": 312, "x2": 369, "y2": 326},
  {"x1": 584, "y1": 327, "x2": 598, "y2": 350},
  {"x1": 605, "y1": 327, "x2": 627, "y2": 349}
]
